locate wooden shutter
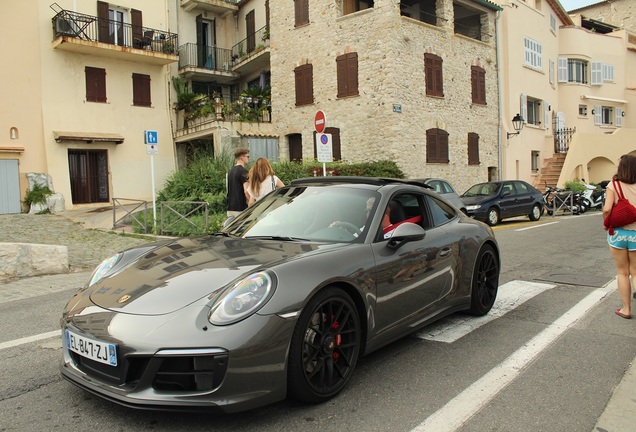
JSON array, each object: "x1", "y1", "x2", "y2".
[
  {"x1": 131, "y1": 9, "x2": 142, "y2": 43},
  {"x1": 468, "y1": 133, "x2": 479, "y2": 165},
  {"x1": 544, "y1": 101, "x2": 550, "y2": 130},
  {"x1": 594, "y1": 105, "x2": 602, "y2": 125},
  {"x1": 295, "y1": 64, "x2": 313, "y2": 106},
  {"x1": 615, "y1": 108, "x2": 623, "y2": 127},
  {"x1": 558, "y1": 58, "x2": 568, "y2": 82},
  {"x1": 85, "y1": 67, "x2": 106, "y2": 103},
  {"x1": 426, "y1": 128, "x2": 449, "y2": 163},
  {"x1": 132, "y1": 73, "x2": 151, "y2": 107},
  {"x1": 520, "y1": 93, "x2": 527, "y2": 123},
  {"x1": 325, "y1": 127, "x2": 341, "y2": 161},
  {"x1": 591, "y1": 61, "x2": 602, "y2": 85},
  {"x1": 246, "y1": 10, "x2": 255, "y2": 52},
  {"x1": 337, "y1": 52, "x2": 359, "y2": 97},
  {"x1": 295, "y1": 0, "x2": 309, "y2": 27},
  {"x1": 97, "y1": 1, "x2": 110, "y2": 43},
  {"x1": 425, "y1": 54, "x2": 443, "y2": 97},
  {"x1": 471, "y1": 66, "x2": 486, "y2": 105}
]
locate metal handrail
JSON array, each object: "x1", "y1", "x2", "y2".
[
  {"x1": 178, "y1": 43, "x2": 234, "y2": 71},
  {"x1": 231, "y1": 26, "x2": 270, "y2": 63},
  {"x1": 160, "y1": 201, "x2": 209, "y2": 235},
  {"x1": 112, "y1": 198, "x2": 148, "y2": 233},
  {"x1": 51, "y1": 8, "x2": 178, "y2": 54}
]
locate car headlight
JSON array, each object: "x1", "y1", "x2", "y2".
[
  {"x1": 209, "y1": 272, "x2": 275, "y2": 325},
  {"x1": 88, "y1": 253, "x2": 122, "y2": 287},
  {"x1": 466, "y1": 205, "x2": 482, "y2": 211}
]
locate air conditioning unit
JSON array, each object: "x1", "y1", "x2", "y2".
[{"x1": 54, "y1": 17, "x2": 78, "y2": 36}]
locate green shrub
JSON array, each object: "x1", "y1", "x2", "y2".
[
  {"x1": 565, "y1": 180, "x2": 586, "y2": 193},
  {"x1": 23, "y1": 183, "x2": 53, "y2": 212}
]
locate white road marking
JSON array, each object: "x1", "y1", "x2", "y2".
[
  {"x1": 411, "y1": 279, "x2": 616, "y2": 432},
  {"x1": 515, "y1": 221, "x2": 559, "y2": 231},
  {"x1": 0, "y1": 330, "x2": 60, "y2": 351},
  {"x1": 415, "y1": 280, "x2": 556, "y2": 343}
]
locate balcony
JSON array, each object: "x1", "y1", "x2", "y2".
[
  {"x1": 51, "y1": 8, "x2": 178, "y2": 66},
  {"x1": 180, "y1": 0, "x2": 239, "y2": 15},
  {"x1": 178, "y1": 43, "x2": 237, "y2": 84},
  {"x1": 231, "y1": 26, "x2": 270, "y2": 76}
]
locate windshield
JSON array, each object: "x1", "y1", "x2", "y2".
[
  {"x1": 462, "y1": 183, "x2": 500, "y2": 197},
  {"x1": 223, "y1": 185, "x2": 379, "y2": 243}
]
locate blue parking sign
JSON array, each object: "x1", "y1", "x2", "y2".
[{"x1": 145, "y1": 130, "x2": 158, "y2": 144}]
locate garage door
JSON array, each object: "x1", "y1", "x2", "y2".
[{"x1": 0, "y1": 159, "x2": 21, "y2": 214}]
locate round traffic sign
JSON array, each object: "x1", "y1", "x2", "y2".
[{"x1": 314, "y1": 110, "x2": 326, "y2": 134}]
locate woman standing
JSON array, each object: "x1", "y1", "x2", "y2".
[
  {"x1": 603, "y1": 154, "x2": 636, "y2": 319},
  {"x1": 246, "y1": 158, "x2": 285, "y2": 206}
]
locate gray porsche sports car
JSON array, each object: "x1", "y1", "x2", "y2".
[{"x1": 60, "y1": 177, "x2": 500, "y2": 413}]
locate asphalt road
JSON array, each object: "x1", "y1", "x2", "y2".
[{"x1": 0, "y1": 211, "x2": 632, "y2": 432}]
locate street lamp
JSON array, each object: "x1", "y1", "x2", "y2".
[{"x1": 507, "y1": 113, "x2": 525, "y2": 139}]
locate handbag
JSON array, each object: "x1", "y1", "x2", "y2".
[{"x1": 604, "y1": 180, "x2": 636, "y2": 235}]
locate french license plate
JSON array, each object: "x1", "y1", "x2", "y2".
[{"x1": 65, "y1": 329, "x2": 117, "y2": 367}]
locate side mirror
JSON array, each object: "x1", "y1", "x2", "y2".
[{"x1": 387, "y1": 222, "x2": 426, "y2": 250}]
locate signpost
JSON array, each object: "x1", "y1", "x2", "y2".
[
  {"x1": 314, "y1": 111, "x2": 331, "y2": 175},
  {"x1": 144, "y1": 130, "x2": 158, "y2": 231}
]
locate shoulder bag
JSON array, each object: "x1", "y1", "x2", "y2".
[{"x1": 604, "y1": 180, "x2": 636, "y2": 235}]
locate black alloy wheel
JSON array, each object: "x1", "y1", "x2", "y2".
[
  {"x1": 468, "y1": 245, "x2": 500, "y2": 316},
  {"x1": 288, "y1": 287, "x2": 361, "y2": 403}
]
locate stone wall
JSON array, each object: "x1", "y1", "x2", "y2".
[
  {"x1": 574, "y1": 0, "x2": 636, "y2": 32},
  {"x1": 269, "y1": 0, "x2": 500, "y2": 194},
  {"x1": 0, "y1": 243, "x2": 69, "y2": 280}
]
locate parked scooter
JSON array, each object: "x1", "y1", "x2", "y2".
[
  {"x1": 579, "y1": 179, "x2": 606, "y2": 211},
  {"x1": 543, "y1": 184, "x2": 582, "y2": 215}
]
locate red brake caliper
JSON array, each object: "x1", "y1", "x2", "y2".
[{"x1": 331, "y1": 320, "x2": 341, "y2": 361}]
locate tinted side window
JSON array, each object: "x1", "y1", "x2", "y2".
[
  {"x1": 425, "y1": 195, "x2": 455, "y2": 227},
  {"x1": 514, "y1": 181, "x2": 529, "y2": 194}
]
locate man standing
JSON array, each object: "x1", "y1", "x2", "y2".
[{"x1": 226, "y1": 147, "x2": 249, "y2": 217}]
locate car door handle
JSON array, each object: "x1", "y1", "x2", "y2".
[{"x1": 439, "y1": 247, "x2": 452, "y2": 257}]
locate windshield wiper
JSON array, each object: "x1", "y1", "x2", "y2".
[{"x1": 244, "y1": 235, "x2": 310, "y2": 242}]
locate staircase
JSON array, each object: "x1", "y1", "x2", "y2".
[{"x1": 533, "y1": 153, "x2": 566, "y2": 191}]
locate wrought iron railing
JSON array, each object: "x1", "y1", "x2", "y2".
[
  {"x1": 178, "y1": 43, "x2": 234, "y2": 71},
  {"x1": 231, "y1": 26, "x2": 270, "y2": 63},
  {"x1": 51, "y1": 8, "x2": 178, "y2": 55},
  {"x1": 553, "y1": 127, "x2": 576, "y2": 153}
]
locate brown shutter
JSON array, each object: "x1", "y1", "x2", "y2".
[
  {"x1": 86, "y1": 67, "x2": 106, "y2": 103},
  {"x1": 246, "y1": 10, "x2": 255, "y2": 52},
  {"x1": 325, "y1": 127, "x2": 341, "y2": 161},
  {"x1": 471, "y1": 66, "x2": 486, "y2": 105},
  {"x1": 471, "y1": 67, "x2": 478, "y2": 103},
  {"x1": 295, "y1": 0, "x2": 309, "y2": 27},
  {"x1": 427, "y1": 128, "x2": 449, "y2": 163},
  {"x1": 348, "y1": 52, "x2": 359, "y2": 96},
  {"x1": 131, "y1": 9, "x2": 143, "y2": 44},
  {"x1": 425, "y1": 54, "x2": 433, "y2": 96},
  {"x1": 295, "y1": 64, "x2": 313, "y2": 106},
  {"x1": 337, "y1": 55, "x2": 346, "y2": 97},
  {"x1": 133, "y1": 73, "x2": 151, "y2": 107},
  {"x1": 97, "y1": 1, "x2": 110, "y2": 43},
  {"x1": 434, "y1": 56, "x2": 444, "y2": 97},
  {"x1": 468, "y1": 132, "x2": 480, "y2": 165}
]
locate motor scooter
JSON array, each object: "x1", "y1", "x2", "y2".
[
  {"x1": 580, "y1": 179, "x2": 606, "y2": 211},
  {"x1": 543, "y1": 184, "x2": 582, "y2": 215}
]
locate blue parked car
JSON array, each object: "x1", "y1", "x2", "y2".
[{"x1": 461, "y1": 180, "x2": 543, "y2": 226}]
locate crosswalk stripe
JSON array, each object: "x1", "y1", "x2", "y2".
[{"x1": 414, "y1": 280, "x2": 556, "y2": 343}]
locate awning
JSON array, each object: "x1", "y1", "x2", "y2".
[
  {"x1": 580, "y1": 95, "x2": 628, "y2": 104},
  {"x1": 237, "y1": 130, "x2": 279, "y2": 138},
  {"x1": 54, "y1": 131, "x2": 125, "y2": 144}
]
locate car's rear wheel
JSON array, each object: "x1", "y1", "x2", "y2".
[
  {"x1": 486, "y1": 207, "x2": 500, "y2": 226},
  {"x1": 288, "y1": 287, "x2": 361, "y2": 403},
  {"x1": 529, "y1": 203, "x2": 542, "y2": 221},
  {"x1": 468, "y1": 244, "x2": 499, "y2": 316}
]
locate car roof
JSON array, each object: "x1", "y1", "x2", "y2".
[{"x1": 291, "y1": 176, "x2": 433, "y2": 189}]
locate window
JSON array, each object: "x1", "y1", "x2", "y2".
[
  {"x1": 336, "y1": 52, "x2": 359, "y2": 98},
  {"x1": 453, "y1": 2, "x2": 485, "y2": 41},
  {"x1": 343, "y1": 0, "x2": 374, "y2": 15},
  {"x1": 579, "y1": 105, "x2": 587, "y2": 116},
  {"x1": 558, "y1": 58, "x2": 588, "y2": 84},
  {"x1": 526, "y1": 97, "x2": 542, "y2": 126},
  {"x1": 426, "y1": 128, "x2": 449, "y2": 163},
  {"x1": 400, "y1": 0, "x2": 437, "y2": 25},
  {"x1": 524, "y1": 37, "x2": 542, "y2": 69},
  {"x1": 520, "y1": 94, "x2": 548, "y2": 127},
  {"x1": 288, "y1": 134, "x2": 302, "y2": 161},
  {"x1": 294, "y1": 0, "x2": 309, "y2": 27},
  {"x1": 425, "y1": 195, "x2": 456, "y2": 227},
  {"x1": 425, "y1": 53, "x2": 444, "y2": 97},
  {"x1": 531, "y1": 151, "x2": 540, "y2": 173},
  {"x1": 593, "y1": 105, "x2": 623, "y2": 127},
  {"x1": 85, "y1": 66, "x2": 107, "y2": 103},
  {"x1": 550, "y1": 13, "x2": 557, "y2": 32},
  {"x1": 132, "y1": 73, "x2": 151, "y2": 107},
  {"x1": 467, "y1": 132, "x2": 480, "y2": 165},
  {"x1": 471, "y1": 66, "x2": 486, "y2": 105},
  {"x1": 294, "y1": 63, "x2": 313, "y2": 106},
  {"x1": 603, "y1": 63, "x2": 615, "y2": 82}
]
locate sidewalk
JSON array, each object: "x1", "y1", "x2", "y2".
[{"x1": 1, "y1": 209, "x2": 635, "y2": 430}]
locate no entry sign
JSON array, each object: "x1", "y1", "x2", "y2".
[{"x1": 314, "y1": 110, "x2": 326, "y2": 134}]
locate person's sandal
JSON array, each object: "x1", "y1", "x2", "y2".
[{"x1": 633, "y1": 292, "x2": 636, "y2": 300}]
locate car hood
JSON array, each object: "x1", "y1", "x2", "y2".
[
  {"x1": 87, "y1": 236, "x2": 335, "y2": 315},
  {"x1": 460, "y1": 195, "x2": 494, "y2": 206}
]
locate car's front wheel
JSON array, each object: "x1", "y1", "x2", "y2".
[
  {"x1": 486, "y1": 207, "x2": 500, "y2": 226},
  {"x1": 468, "y1": 244, "x2": 499, "y2": 316},
  {"x1": 529, "y1": 203, "x2": 542, "y2": 221},
  {"x1": 288, "y1": 287, "x2": 361, "y2": 403}
]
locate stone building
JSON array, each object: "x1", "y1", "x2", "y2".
[{"x1": 269, "y1": 0, "x2": 502, "y2": 193}]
